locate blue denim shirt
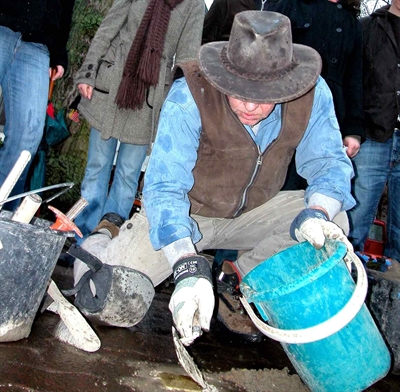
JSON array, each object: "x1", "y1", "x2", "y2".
[{"x1": 143, "y1": 76, "x2": 355, "y2": 251}]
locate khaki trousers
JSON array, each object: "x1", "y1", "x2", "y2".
[{"x1": 74, "y1": 191, "x2": 349, "y2": 286}]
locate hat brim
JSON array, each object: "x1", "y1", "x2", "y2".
[{"x1": 198, "y1": 42, "x2": 322, "y2": 103}]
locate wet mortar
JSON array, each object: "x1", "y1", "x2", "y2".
[{"x1": 0, "y1": 264, "x2": 399, "y2": 392}]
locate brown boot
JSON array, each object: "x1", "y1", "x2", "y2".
[
  {"x1": 216, "y1": 261, "x2": 263, "y2": 343},
  {"x1": 92, "y1": 213, "x2": 124, "y2": 239}
]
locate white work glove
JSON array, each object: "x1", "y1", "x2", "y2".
[
  {"x1": 169, "y1": 255, "x2": 215, "y2": 346},
  {"x1": 290, "y1": 208, "x2": 353, "y2": 252}
]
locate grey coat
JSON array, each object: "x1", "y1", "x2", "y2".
[{"x1": 75, "y1": 0, "x2": 204, "y2": 144}]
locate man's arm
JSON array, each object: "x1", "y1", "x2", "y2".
[
  {"x1": 290, "y1": 79, "x2": 355, "y2": 251},
  {"x1": 143, "y1": 78, "x2": 202, "y2": 253},
  {"x1": 341, "y1": 19, "x2": 364, "y2": 157},
  {"x1": 143, "y1": 78, "x2": 215, "y2": 345},
  {"x1": 74, "y1": 0, "x2": 131, "y2": 87},
  {"x1": 49, "y1": 0, "x2": 75, "y2": 71},
  {"x1": 202, "y1": 0, "x2": 226, "y2": 44},
  {"x1": 295, "y1": 77, "x2": 356, "y2": 217},
  {"x1": 174, "y1": 0, "x2": 204, "y2": 63}
]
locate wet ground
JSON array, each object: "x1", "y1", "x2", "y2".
[{"x1": 0, "y1": 263, "x2": 400, "y2": 392}]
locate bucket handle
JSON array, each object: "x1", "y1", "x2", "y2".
[{"x1": 240, "y1": 249, "x2": 368, "y2": 344}]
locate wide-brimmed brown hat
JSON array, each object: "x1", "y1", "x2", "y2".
[{"x1": 198, "y1": 11, "x2": 322, "y2": 103}]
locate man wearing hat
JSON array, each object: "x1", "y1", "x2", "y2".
[{"x1": 70, "y1": 11, "x2": 355, "y2": 346}]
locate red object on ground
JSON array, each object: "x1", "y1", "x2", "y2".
[{"x1": 363, "y1": 219, "x2": 386, "y2": 259}]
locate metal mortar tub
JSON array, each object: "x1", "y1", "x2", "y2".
[{"x1": 0, "y1": 211, "x2": 72, "y2": 342}]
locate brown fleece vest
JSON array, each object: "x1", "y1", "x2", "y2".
[{"x1": 181, "y1": 61, "x2": 315, "y2": 218}]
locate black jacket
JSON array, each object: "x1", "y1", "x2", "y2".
[
  {"x1": 0, "y1": 0, "x2": 75, "y2": 69},
  {"x1": 202, "y1": 0, "x2": 261, "y2": 44},
  {"x1": 361, "y1": 6, "x2": 400, "y2": 142},
  {"x1": 268, "y1": 0, "x2": 364, "y2": 141}
]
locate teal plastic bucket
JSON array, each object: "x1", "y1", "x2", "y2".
[{"x1": 240, "y1": 240, "x2": 391, "y2": 392}]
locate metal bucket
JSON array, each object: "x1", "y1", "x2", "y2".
[{"x1": 0, "y1": 211, "x2": 71, "y2": 342}]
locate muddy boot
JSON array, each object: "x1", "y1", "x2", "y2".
[
  {"x1": 215, "y1": 261, "x2": 263, "y2": 343},
  {"x1": 92, "y1": 212, "x2": 125, "y2": 238}
]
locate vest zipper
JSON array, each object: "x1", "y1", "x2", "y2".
[{"x1": 233, "y1": 145, "x2": 263, "y2": 217}]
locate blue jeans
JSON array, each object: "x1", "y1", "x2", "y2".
[
  {"x1": 348, "y1": 131, "x2": 400, "y2": 260},
  {"x1": 0, "y1": 26, "x2": 49, "y2": 210},
  {"x1": 74, "y1": 127, "x2": 148, "y2": 244}
]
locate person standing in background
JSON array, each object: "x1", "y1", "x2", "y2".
[
  {"x1": 268, "y1": 0, "x2": 364, "y2": 189},
  {"x1": 348, "y1": 0, "x2": 400, "y2": 262},
  {"x1": 202, "y1": 0, "x2": 267, "y2": 44},
  {"x1": 0, "y1": 0, "x2": 75, "y2": 210},
  {"x1": 73, "y1": 0, "x2": 205, "y2": 245}
]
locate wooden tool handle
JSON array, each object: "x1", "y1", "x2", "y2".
[{"x1": 48, "y1": 68, "x2": 57, "y2": 100}]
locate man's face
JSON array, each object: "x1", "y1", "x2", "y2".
[{"x1": 227, "y1": 96, "x2": 275, "y2": 126}]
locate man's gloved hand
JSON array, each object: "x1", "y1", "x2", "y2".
[
  {"x1": 169, "y1": 255, "x2": 215, "y2": 346},
  {"x1": 290, "y1": 208, "x2": 353, "y2": 251}
]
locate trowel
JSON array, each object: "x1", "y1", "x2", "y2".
[
  {"x1": 46, "y1": 279, "x2": 101, "y2": 352},
  {"x1": 172, "y1": 326, "x2": 218, "y2": 392}
]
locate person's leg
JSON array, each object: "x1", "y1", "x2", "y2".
[
  {"x1": 103, "y1": 142, "x2": 147, "y2": 219},
  {"x1": 194, "y1": 190, "x2": 348, "y2": 276},
  {"x1": 73, "y1": 214, "x2": 155, "y2": 328},
  {"x1": 94, "y1": 193, "x2": 298, "y2": 292},
  {"x1": 91, "y1": 191, "x2": 345, "y2": 287},
  {"x1": 74, "y1": 128, "x2": 117, "y2": 243},
  {"x1": 0, "y1": 26, "x2": 49, "y2": 210},
  {"x1": 194, "y1": 191, "x2": 305, "y2": 276},
  {"x1": 193, "y1": 191, "x2": 308, "y2": 340},
  {"x1": 386, "y1": 130, "x2": 400, "y2": 260},
  {"x1": 347, "y1": 138, "x2": 391, "y2": 252},
  {"x1": 80, "y1": 212, "x2": 172, "y2": 287}
]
